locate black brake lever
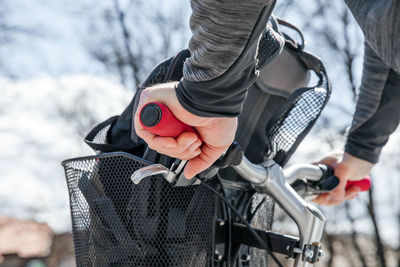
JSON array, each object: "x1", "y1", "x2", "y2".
[
  {"x1": 214, "y1": 141, "x2": 244, "y2": 168},
  {"x1": 317, "y1": 175, "x2": 339, "y2": 191},
  {"x1": 292, "y1": 165, "x2": 340, "y2": 197}
]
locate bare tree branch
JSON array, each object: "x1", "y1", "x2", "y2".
[
  {"x1": 367, "y1": 181, "x2": 387, "y2": 267},
  {"x1": 341, "y1": 8, "x2": 358, "y2": 99},
  {"x1": 83, "y1": 0, "x2": 189, "y2": 90},
  {"x1": 113, "y1": 0, "x2": 142, "y2": 87},
  {"x1": 324, "y1": 232, "x2": 335, "y2": 267},
  {"x1": 345, "y1": 201, "x2": 368, "y2": 267}
]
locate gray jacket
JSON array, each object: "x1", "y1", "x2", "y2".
[{"x1": 176, "y1": 0, "x2": 400, "y2": 164}]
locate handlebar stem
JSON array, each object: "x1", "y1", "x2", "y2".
[
  {"x1": 284, "y1": 164, "x2": 324, "y2": 185},
  {"x1": 234, "y1": 159, "x2": 326, "y2": 267}
]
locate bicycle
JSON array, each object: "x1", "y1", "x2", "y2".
[
  {"x1": 62, "y1": 101, "x2": 369, "y2": 267},
  {"x1": 133, "y1": 102, "x2": 370, "y2": 267},
  {"x1": 62, "y1": 16, "x2": 370, "y2": 267}
]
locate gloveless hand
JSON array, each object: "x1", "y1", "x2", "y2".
[
  {"x1": 134, "y1": 82, "x2": 237, "y2": 179},
  {"x1": 312, "y1": 151, "x2": 374, "y2": 206}
]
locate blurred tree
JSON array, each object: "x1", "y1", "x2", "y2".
[
  {"x1": 0, "y1": 0, "x2": 36, "y2": 77},
  {"x1": 57, "y1": 89, "x2": 100, "y2": 138},
  {"x1": 83, "y1": 0, "x2": 189, "y2": 90},
  {"x1": 0, "y1": 0, "x2": 42, "y2": 77}
]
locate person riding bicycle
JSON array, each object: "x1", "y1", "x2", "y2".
[{"x1": 134, "y1": 0, "x2": 400, "y2": 206}]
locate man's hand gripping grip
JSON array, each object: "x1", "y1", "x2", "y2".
[{"x1": 139, "y1": 102, "x2": 371, "y2": 191}]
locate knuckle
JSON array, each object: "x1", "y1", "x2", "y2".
[{"x1": 140, "y1": 88, "x2": 151, "y2": 100}]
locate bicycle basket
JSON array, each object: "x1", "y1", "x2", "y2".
[{"x1": 62, "y1": 152, "x2": 217, "y2": 267}]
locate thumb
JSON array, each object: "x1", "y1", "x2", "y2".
[{"x1": 329, "y1": 162, "x2": 349, "y2": 201}]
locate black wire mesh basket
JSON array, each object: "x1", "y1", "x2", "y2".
[{"x1": 62, "y1": 152, "x2": 217, "y2": 267}]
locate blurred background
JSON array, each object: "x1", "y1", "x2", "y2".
[{"x1": 0, "y1": 0, "x2": 398, "y2": 266}]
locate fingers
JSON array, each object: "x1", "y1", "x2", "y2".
[
  {"x1": 156, "y1": 133, "x2": 202, "y2": 160},
  {"x1": 312, "y1": 193, "x2": 330, "y2": 205},
  {"x1": 313, "y1": 157, "x2": 338, "y2": 168},
  {"x1": 312, "y1": 186, "x2": 360, "y2": 205},
  {"x1": 312, "y1": 192, "x2": 345, "y2": 206},
  {"x1": 344, "y1": 186, "x2": 360, "y2": 200},
  {"x1": 184, "y1": 143, "x2": 227, "y2": 179},
  {"x1": 311, "y1": 151, "x2": 371, "y2": 206},
  {"x1": 325, "y1": 184, "x2": 346, "y2": 205},
  {"x1": 137, "y1": 129, "x2": 223, "y2": 179},
  {"x1": 139, "y1": 130, "x2": 202, "y2": 159},
  {"x1": 178, "y1": 138, "x2": 202, "y2": 160},
  {"x1": 312, "y1": 149, "x2": 343, "y2": 166},
  {"x1": 133, "y1": 85, "x2": 235, "y2": 179}
]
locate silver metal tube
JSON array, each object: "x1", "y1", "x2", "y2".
[
  {"x1": 261, "y1": 164, "x2": 326, "y2": 267},
  {"x1": 233, "y1": 158, "x2": 326, "y2": 267},
  {"x1": 284, "y1": 164, "x2": 323, "y2": 185},
  {"x1": 233, "y1": 156, "x2": 267, "y2": 184}
]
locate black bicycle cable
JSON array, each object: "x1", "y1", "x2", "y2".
[
  {"x1": 200, "y1": 181, "x2": 283, "y2": 267},
  {"x1": 216, "y1": 174, "x2": 232, "y2": 267},
  {"x1": 231, "y1": 191, "x2": 257, "y2": 265}
]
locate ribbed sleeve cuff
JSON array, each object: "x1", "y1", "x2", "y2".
[
  {"x1": 175, "y1": 79, "x2": 244, "y2": 118},
  {"x1": 344, "y1": 140, "x2": 380, "y2": 164}
]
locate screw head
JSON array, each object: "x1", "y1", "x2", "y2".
[
  {"x1": 214, "y1": 252, "x2": 223, "y2": 262},
  {"x1": 304, "y1": 248, "x2": 314, "y2": 258},
  {"x1": 241, "y1": 254, "x2": 251, "y2": 262},
  {"x1": 217, "y1": 219, "x2": 225, "y2": 226}
]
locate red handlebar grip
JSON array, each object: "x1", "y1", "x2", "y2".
[
  {"x1": 139, "y1": 102, "x2": 196, "y2": 138},
  {"x1": 345, "y1": 176, "x2": 371, "y2": 192}
]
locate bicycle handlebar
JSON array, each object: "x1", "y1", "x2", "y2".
[
  {"x1": 139, "y1": 102, "x2": 370, "y2": 192},
  {"x1": 139, "y1": 101, "x2": 371, "y2": 266}
]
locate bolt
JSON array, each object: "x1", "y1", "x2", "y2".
[
  {"x1": 214, "y1": 252, "x2": 223, "y2": 262},
  {"x1": 293, "y1": 247, "x2": 303, "y2": 254},
  {"x1": 318, "y1": 250, "x2": 325, "y2": 258},
  {"x1": 304, "y1": 248, "x2": 314, "y2": 259},
  {"x1": 241, "y1": 254, "x2": 251, "y2": 262}
]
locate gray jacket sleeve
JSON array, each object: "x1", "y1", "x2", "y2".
[
  {"x1": 344, "y1": 0, "x2": 400, "y2": 73},
  {"x1": 345, "y1": 43, "x2": 400, "y2": 163},
  {"x1": 176, "y1": 0, "x2": 276, "y2": 117},
  {"x1": 343, "y1": 0, "x2": 400, "y2": 163}
]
